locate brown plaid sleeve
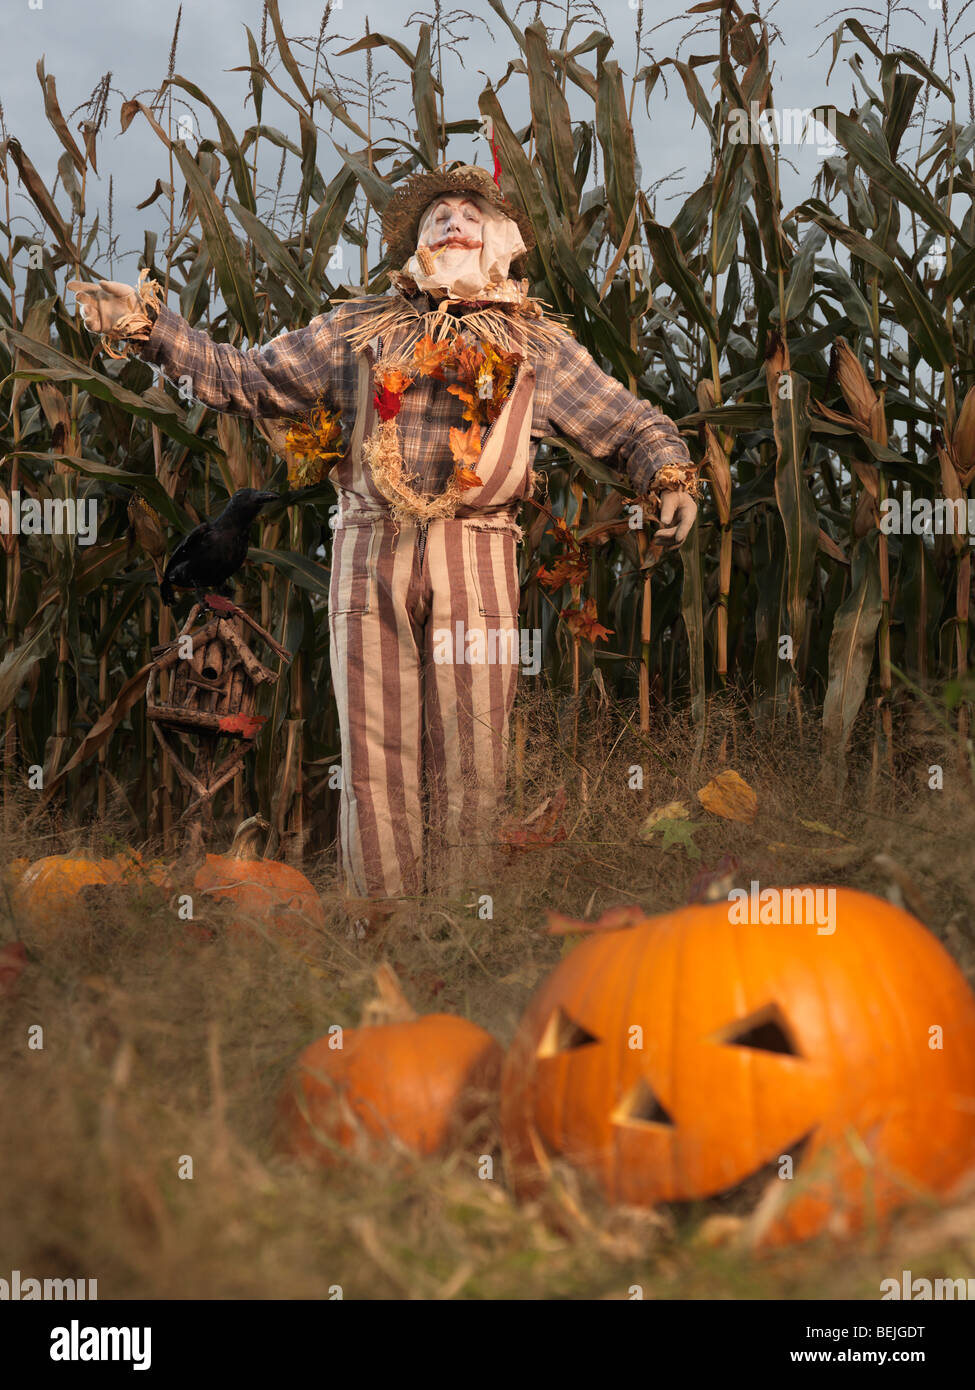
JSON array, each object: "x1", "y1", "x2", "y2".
[
  {"x1": 137, "y1": 303, "x2": 344, "y2": 419},
  {"x1": 541, "y1": 333, "x2": 693, "y2": 492}
]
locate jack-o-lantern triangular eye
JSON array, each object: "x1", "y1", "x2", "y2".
[
  {"x1": 536, "y1": 1007, "x2": 600, "y2": 1059},
  {"x1": 713, "y1": 1003, "x2": 801, "y2": 1058},
  {"x1": 612, "y1": 1077, "x2": 676, "y2": 1129}
]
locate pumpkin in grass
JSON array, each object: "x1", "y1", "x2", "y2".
[
  {"x1": 501, "y1": 889, "x2": 975, "y2": 1247},
  {"x1": 190, "y1": 816, "x2": 325, "y2": 943},
  {"x1": 12, "y1": 852, "x2": 165, "y2": 932},
  {"x1": 276, "y1": 965, "x2": 503, "y2": 1164},
  {"x1": 15, "y1": 850, "x2": 141, "y2": 928}
]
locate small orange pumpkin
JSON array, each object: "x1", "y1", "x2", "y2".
[
  {"x1": 12, "y1": 852, "x2": 158, "y2": 935},
  {"x1": 276, "y1": 965, "x2": 503, "y2": 1164},
  {"x1": 191, "y1": 817, "x2": 325, "y2": 943},
  {"x1": 501, "y1": 889, "x2": 975, "y2": 1246},
  {"x1": 13, "y1": 849, "x2": 174, "y2": 943}
]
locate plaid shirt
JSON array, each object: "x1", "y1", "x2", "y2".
[{"x1": 138, "y1": 290, "x2": 692, "y2": 495}]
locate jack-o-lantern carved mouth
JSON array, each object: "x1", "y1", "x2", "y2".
[{"x1": 687, "y1": 1128, "x2": 816, "y2": 1219}]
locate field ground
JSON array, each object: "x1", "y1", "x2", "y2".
[{"x1": 3, "y1": 694, "x2": 975, "y2": 1300}]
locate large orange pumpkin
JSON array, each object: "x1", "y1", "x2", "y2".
[
  {"x1": 501, "y1": 889, "x2": 975, "y2": 1246},
  {"x1": 277, "y1": 966, "x2": 503, "y2": 1164}
]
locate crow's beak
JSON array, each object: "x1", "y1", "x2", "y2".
[{"x1": 256, "y1": 492, "x2": 280, "y2": 506}]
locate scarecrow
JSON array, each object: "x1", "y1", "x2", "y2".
[{"x1": 69, "y1": 163, "x2": 700, "y2": 901}]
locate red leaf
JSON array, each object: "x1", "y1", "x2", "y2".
[
  {"x1": 499, "y1": 786, "x2": 567, "y2": 851},
  {"x1": 204, "y1": 594, "x2": 238, "y2": 614},
  {"x1": 218, "y1": 713, "x2": 266, "y2": 738},
  {"x1": 537, "y1": 554, "x2": 590, "y2": 590},
  {"x1": 374, "y1": 386, "x2": 404, "y2": 421}
]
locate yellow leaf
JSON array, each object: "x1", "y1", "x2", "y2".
[
  {"x1": 696, "y1": 770, "x2": 757, "y2": 823},
  {"x1": 639, "y1": 801, "x2": 690, "y2": 839}
]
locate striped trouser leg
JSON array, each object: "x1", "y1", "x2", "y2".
[
  {"x1": 329, "y1": 519, "x2": 425, "y2": 898},
  {"x1": 422, "y1": 518, "x2": 521, "y2": 894}
]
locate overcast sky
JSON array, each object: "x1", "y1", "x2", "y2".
[{"x1": 0, "y1": 0, "x2": 957, "y2": 293}]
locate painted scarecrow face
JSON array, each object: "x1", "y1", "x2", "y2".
[
  {"x1": 406, "y1": 192, "x2": 526, "y2": 301},
  {"x1": 500, "y1": 892, "x2": 975, "y2": 1246},
  {"x1": 417, "y1": 194, "x2": 486, "y2": 280}
]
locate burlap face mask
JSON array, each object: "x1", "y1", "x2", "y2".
[{"x1": 405, "y1": 192, "x2": 528, "y2": 300}]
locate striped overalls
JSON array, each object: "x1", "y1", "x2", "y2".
[{"x1": 328, "y1": 340, "x2": 537, "y2": 898}]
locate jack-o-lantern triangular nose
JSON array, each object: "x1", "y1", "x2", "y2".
[
  {"x1": 612, "y1": 1076, "x2": 676, "y2": 1129},
  {"x1": 536, "y1": 1006, "x2": 600, "y2": 1058}
]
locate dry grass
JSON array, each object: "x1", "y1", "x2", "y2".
[{"x1": 2, "y1": 690, "x2": 975, "y2": 1300}]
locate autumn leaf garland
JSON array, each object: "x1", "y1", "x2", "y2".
[
  {"x1": 365, "y1": 334, "x2": 522, "y2": 508},
  {"x1": 281, "y1": 334, "x2": 521, "y2": 507}
]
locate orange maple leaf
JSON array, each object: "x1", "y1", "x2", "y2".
[
  {"x1": 537, "y1": 555, "x2": 590, "y2": 590},
  {"x1": 561, "y1": 597, "x2": 614, "y2": 644},
  {"x1": 453, "y1": 466, "x2": 483, "y2": 490},
  {"x1": 412, "y1": 335, "x2": 451, "y2": 379},
  {"x1": 378, "y1": 368, "x2": 412, "y2": 396},
  {"x1": 446, "y1": 381, "x2": 478, "y2": 405},
  {"x1": 449, "y1": 423, "x2": 482, "y2": 469}
]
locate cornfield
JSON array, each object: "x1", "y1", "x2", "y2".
[{"x1": 2, "y1": 0, "x2": 975, "y2": 854}]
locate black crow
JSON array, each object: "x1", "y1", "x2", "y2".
[{"x1": 160, "y1": 488, "x2": 278, "y2": 606}]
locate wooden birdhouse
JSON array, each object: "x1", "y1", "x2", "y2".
[{"x1": 146, "y1": 598, "x2": 290, "y2": 829}]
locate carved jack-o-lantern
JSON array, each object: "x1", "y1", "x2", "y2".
[{"x1": 501, "y1": 890, "x2": 975, "y2": 1245}]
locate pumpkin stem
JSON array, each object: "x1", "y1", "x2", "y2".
[
  {"x1": 228, "y1": 815, "x2": 270, "y2": 861},
  {"x1": 361, "y1": 962, "x2": 418, "y2": 1026}
]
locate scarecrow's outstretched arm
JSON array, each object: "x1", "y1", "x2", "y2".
[
  {"x1": 68, "y1": 275, "x2": 341, "y2": 420},
  {"x1": 541, "y1": 333, "x2": 700, "y2": 545}
]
